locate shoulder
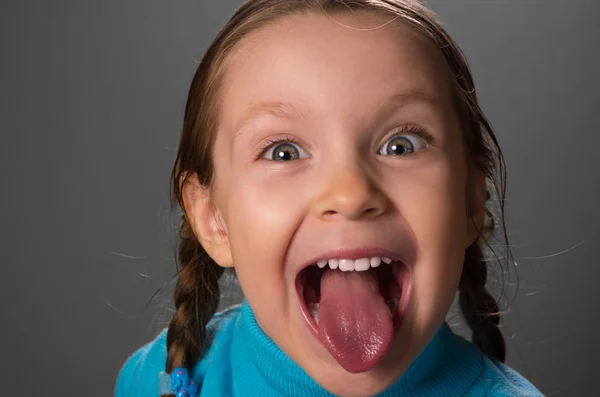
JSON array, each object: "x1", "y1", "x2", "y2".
[
  {"x1": 465, "y1": 354, "x2": 544, "y2": 396},
  {"x1": 191, "y1": 304, "x2": 242, "y2": 385},
  {"x1": 115, "y1": 328, "x2": 168, "y2": 397},
  {"x1": 114, "y1": 305, "x2": 242, "y2": 397}
]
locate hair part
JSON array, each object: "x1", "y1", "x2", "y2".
[{"x1": 165, "y1": 1, "x2": 513, "y2": 393}]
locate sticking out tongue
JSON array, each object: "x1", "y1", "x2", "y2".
[{"x1": 318, "y1": 269, "x2": 394, "y2": 373}]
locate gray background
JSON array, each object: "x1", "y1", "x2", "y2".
[{"x1": 1, "y1": 0, "x2": 598, "y2": 395}]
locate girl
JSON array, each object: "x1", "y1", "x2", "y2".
[{"x1": 117, "y1": 0, "x2": 543, "y2": 395}]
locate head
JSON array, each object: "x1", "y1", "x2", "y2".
[{"x1": 166, "y1": 1, "x2": 509, "y2": 396}]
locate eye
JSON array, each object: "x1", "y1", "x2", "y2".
[
  {"x1": 378, "y1": 128, "x2": 431, "y2": 157},
  {"x1": 258, "y1": 136, "x2": 308, "y2": 162},
  {"x1": 257, "y1": 127, "x2": 433, "y2": 162}
]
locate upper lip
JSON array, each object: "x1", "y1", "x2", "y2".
[{"x1": 295, "y1": 246, "x2": 406, "y2": 275}]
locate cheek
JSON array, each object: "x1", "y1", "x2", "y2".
[
  {"x1": 227, "y1": 172, "x2": 303, "y2": 250},
  {"x1": 394, "y1": 155, "x2": 468, "y2": 242},
  {"x1": 406, "y1": 174, "x2": 467, "y2": 256},
  {"x1": 221, "y1": 173, "x2": 303, "y2": 325},
  {"x1": 395, "y1": 159, "x2": 468, "y2": 316}
]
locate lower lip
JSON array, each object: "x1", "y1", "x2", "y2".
[{"x1": 295, "y1": 261, "x2": 412, "y2": 340}]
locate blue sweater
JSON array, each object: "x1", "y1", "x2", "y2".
[{"x1": 116, "y1": 300, "x2": 543, "y2": 396}]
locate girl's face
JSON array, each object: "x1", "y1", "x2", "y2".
[{"x1": 189, "y1": 11, "x2": 483, "y2": 397}]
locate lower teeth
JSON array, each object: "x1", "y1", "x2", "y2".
[{"x1": 308, "y1": 302, "x2": 319, "y2": 325}]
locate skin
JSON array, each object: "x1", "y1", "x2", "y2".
[{"x1": 183, "y1": 11, "x2": 486, "y2": 397}]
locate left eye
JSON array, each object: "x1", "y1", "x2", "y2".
[{"x1": 378, "y1": 134, "x2": 427, "y2": 156}]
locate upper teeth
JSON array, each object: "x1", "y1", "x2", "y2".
[{"x1": 316, "y1": 257, "x2": 392, "y2": 272}]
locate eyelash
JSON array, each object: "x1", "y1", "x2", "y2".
[{"x1": 256, "y1": 124, "x2": 435, "y2": 160}]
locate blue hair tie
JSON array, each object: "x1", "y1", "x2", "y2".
[{"x1": 158, "y1": 368, "x2": 199, "y2": 396}]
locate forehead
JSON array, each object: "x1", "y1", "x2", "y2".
[{"x1": 218, "y1": 10, "x2": 454, "y2": 136}]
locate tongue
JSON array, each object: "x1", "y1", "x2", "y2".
[{"x1": 318, "y1": 269, "x2": 393, "y2": 373}]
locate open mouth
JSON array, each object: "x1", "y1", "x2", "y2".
[
  {"x1": 295, "y1": 260, "x2": 409, "y2": 333},
  {"x1": 295, "y1": 257, "x2": 411, "y2": 376}
]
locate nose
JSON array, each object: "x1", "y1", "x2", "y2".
[{"x1": 312, "y1": 155, "x2": 387, "y2": 221}]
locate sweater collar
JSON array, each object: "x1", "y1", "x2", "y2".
[{"x1": 231, "y1": 300, "x2": 483, "y2": 396}]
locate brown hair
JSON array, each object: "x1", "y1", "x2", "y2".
[{"x1": 165, "y1": 0, "x2": 512, "y2": 392}]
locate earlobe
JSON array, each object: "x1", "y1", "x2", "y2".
[
  {"x1": 465, "y1": 166, "x2": 487, "y2": 249},
  {"x1": 181, "y1": 174, "x2": 234, "y2": 268}
]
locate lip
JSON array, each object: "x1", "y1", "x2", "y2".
[{"x1": 292, "y1": 246, "x2": 408, "y2": 277}]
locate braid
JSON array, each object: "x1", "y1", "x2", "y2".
[
  {"x1": 162, "y1": 214, "x2": 224, "y2": 396},
  {"x1": 458, "y1": 205, "x2": 506, "y2": 363}
]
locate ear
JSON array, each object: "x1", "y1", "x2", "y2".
[
  {"x1": 181, "y1": 173, "x2": 234, "y2": 268},
  {"x1": 465, "y1": 165, "x2": 487, "y2": 249}
]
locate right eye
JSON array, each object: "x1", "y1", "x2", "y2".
[{"x1": 258, "y1": 136, "x2": 309, "y2": 162}]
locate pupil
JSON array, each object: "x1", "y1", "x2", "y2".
[
  {"x1": 390, "y1": 137, "x2": 413, "y2": 155},
  {"x1": 274, "y1": 144, "x2": 297, "y2": 161},
  {"x1": 277, "y1": 150, "x2": 291, "y2": 160}
]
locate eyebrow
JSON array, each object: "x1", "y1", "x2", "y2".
[
  {"x1": 374, "y1": 89, "x2": 441, "y2": 121},
  {"x1": 232, "y1": 89, "x2": 439, "y2": 143},
  {"x1": 233, "y1": 100, "x2": 311, "y2": 142}
]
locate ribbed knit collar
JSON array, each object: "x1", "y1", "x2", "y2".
[{"x1": 230, "y1": 300, "x2": 483, "y2": 396}]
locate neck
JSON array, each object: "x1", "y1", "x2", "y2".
[{"x1": 229, "y1": 300, "x2": 484, "y2": 396}]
